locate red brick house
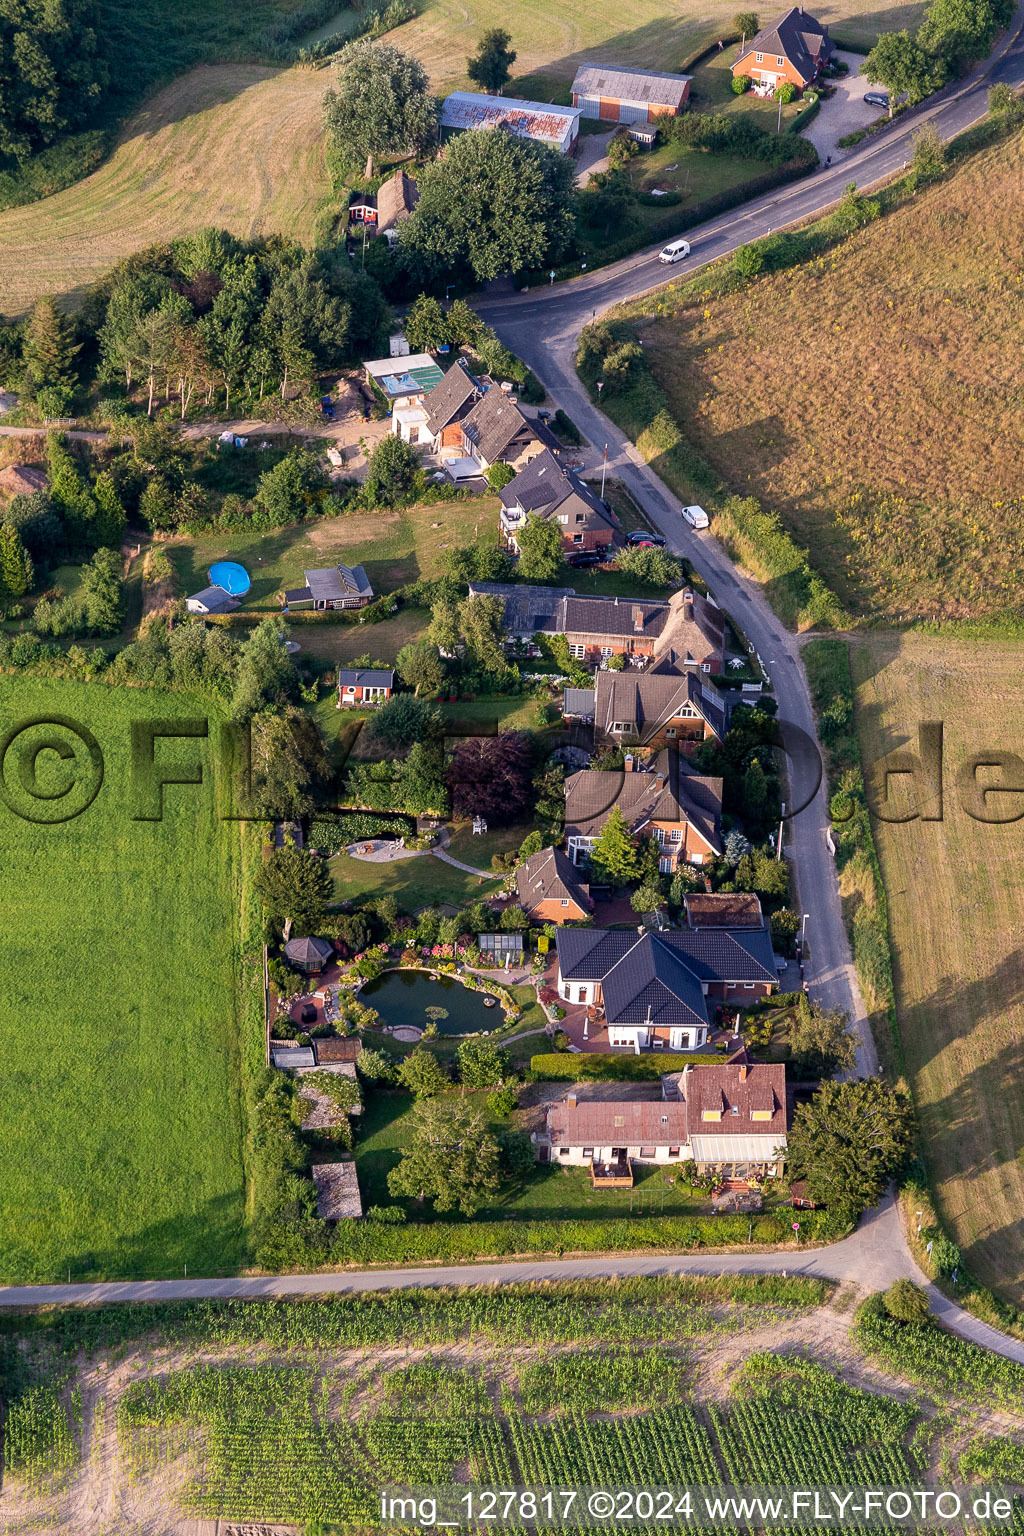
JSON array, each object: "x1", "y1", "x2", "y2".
[
  {"x1": 516, "y1": 846, "x2": 592, "y2": 923},
  {"x1": 590, "y1": 668, "x2": 726, "y2": 752},
  {"x1": 564, "y1": 748, "x2": 723, "y2": 873},
  {"x1": 337, "y1": 668, "x2": 394, "y2": 707},
  {"x1": 732, "y1": 6, "x2": 834, "y2": 90},
  {"x1": 560, "y1": 588, "x2": 725, "y2": 670},
  {"x1": 420, "y1": 362, "x2": 483, "y2": 458}
]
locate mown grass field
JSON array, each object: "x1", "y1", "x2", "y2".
[
  {"x1": 852, "y1": 634, "x2": 1024, "y2": 1304},
  {"x1": 641, "y1": 128, "x2": 1024, "y2": 622},
  {"x1": 166, "y1": 499, "x2": 500, "y2": 608},
  {"x1": 0, "y1": 675, "x2": 246, "y2": 1282},
  {"x1": 0, "y1": 63, "x2": 332, "y2": 314}
]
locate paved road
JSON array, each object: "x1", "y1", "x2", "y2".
[{"x1": 473, "y1": 14, "x2": 1024, "y2": 1080}]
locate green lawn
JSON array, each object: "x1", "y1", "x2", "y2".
[
  {"x1": 292, "y1": 610, "x2": 430, "y2": 668},
  {"x1": 166, "y1": 499, "x2": 502, "y2": 609},
  {"x1": 329, "y1": 848, "x2": 502, "y2": 911},
  {"x1": 356, "y1": 1090, "x2": 708, "y2": 1221},
  {"x1": 445, "y1": 818, "x2": 538, "y2": 871},
  {"x1": 0, "y1": 676, "x2": 246, "y2": 1282},
  {"x1": 688, "y1": 46, "x2": 806, "y2": 130}
]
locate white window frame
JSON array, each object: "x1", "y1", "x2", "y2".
[
  {"x1": 665, "y1": 727, "x2": 677, "y2": 738},
  {"x1": 569, "y1": 643, "x2": 587, "y2": 660},
  {"x1": 659, "y1": 856, "x2": 672, "y2": 873},
  {"x1": 756, "y1": 50, "x2": 764, "y2": 60},
  {"x1": 777, "y1": 53, "x2": 785, "y2": 64}
]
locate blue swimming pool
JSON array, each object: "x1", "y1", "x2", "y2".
[{"x1": 208, "y1": 560, "x2": 251, "y2": 596}]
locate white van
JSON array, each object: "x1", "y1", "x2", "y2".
[
  {"x1": 658, "y1": 239, "x2": 691, "y2": 264},
  {"x1": 681, "y1": 504, "x2": 710, "y2": 529}
]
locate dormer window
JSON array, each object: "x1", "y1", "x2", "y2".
[{"x1": 756, "y1": 50, "x2": 764, "y2": 60}]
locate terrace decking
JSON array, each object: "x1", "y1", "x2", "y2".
[{"x1": 590, "y1": 1155, "x2": 633, "y2": 1188}]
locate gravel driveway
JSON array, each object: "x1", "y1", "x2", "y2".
[{"x1": 804, "y1": 51, "x2": 885, "y2": 164}]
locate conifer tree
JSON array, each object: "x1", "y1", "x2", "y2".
[{"x1": 0, "y1": 523, "x2": 33, "y2": 600}]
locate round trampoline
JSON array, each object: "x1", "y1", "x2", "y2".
[{"x1": 208, "y1": 560, "x2": 251, "y2": 596}]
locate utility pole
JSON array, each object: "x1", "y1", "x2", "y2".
[
  {"x1": 777, "y1": 91, "x2": 784, "y2": 133},
  {"x1": 600, "y1": 443, "x2": 608, "y2": 498},
  {"x1": 775, "y1": 801, "x2": 785, "y2": 860}
]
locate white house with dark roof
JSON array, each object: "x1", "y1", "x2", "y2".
[{"x1": 555, "y1": 925, "x2": 779, "y2": 1050}]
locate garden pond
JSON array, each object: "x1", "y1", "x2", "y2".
[{"x1": 360, "y1": 969, "x2": 499, "y2": 1035}]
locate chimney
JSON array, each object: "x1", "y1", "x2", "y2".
[
  {"x1": 624, "y1": 753, "x2": 634, "y2": 772},
  {"x1": 633, "y1": 605, "x2": 644, "y2": 632},
  {"x1": 567, "y1": 1093, "x2": 577, "y2": 1110},
  {"x1": 739, "y1": 1064, "x2": 749, "y2": 1082},
  {"x1": 682, "y1": 588, "x2": 695, "y2": 617}
]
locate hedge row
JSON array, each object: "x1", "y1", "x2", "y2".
[
  {"x1": 308, "y1": 813, "x2": 413, "y2": 851},
  {"x1": 257, "y1": 1206, "x2": 839, "y2": 1270},
  {"x1": 531, "y1": 1052, "x2": 724, "y2": 1080}
]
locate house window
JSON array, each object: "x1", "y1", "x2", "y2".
[
  {"x1": 639, "y1": 1147, "x2": 655, "y2": 1159},
  {"x1": 777, "y1": 53, "x2": 785, "y2": 64},
  {"x1": 569, "y1": 643, "x2": 587, "y2": 660},
  {"x1": 577, "y1": 988, "x2": 587, "y2": 1003},
  {"x1": 344, "y1": 686, "x2": 356, "y2": 695},
  {"x1": 601, "y1": 646, "x2": 613, "y2": 657},
  {"x1": 744, "y1": 982, "x2": 755, "y2": 990},
  {"x1": 670, "y1": 829, "x2": 682, "y2": 843},
  {"x1": 690, "y1": 852, "x2": 704, "y2": 865},
  {"x1": 659, "y1": 856, "x2": 672, "y2": 873},
  {"x1": 612, "y1": 721, "x2": 634, "y2": 734},
  {"x1": 732, "y1": 1104, "x2": 740, "y2": 1115},
  {"x1": 561, "y1": 899, "x2": 569, "y2": 907},
  {"x1": 702, "y1": 662, "x2": 712, "y2": 672},
  {"x1": 572, "y1": 533, "x2": 584, "y2": 544},
  {"x1": 665, "y1": 727, "x2": 677, "y2": 738},
  {"x1": 669, "y1": 1147, "x2": 680, "y2": 1157},
  {"x1": 756, "y1": 50, "x2": 764, "y2": 60},
  {"x1": 559, "y1": 1147, "x2": 569, "y2": 1156},
  {"x1": 583, "y1": 1147, "x2": 594, "y2": 1158},
  {"x1": 557, "y1": 514, "x2": 569, "y2": 524}
]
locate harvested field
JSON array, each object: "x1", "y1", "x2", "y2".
[
  {"x1": 641, "y1": 127, "x2": 1024, "y2": 621},
  {"x1": 0, "y1": 63, "x2": 330, "y2": 314},
  {"x1": 852, "y1": 634, "x2": 1024, "y2": 1304}
]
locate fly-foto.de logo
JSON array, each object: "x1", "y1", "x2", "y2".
[
  {"x1": 866, "y1": 722, "x2": 1024, "y2": 824},
  {"x1": 0, "y1": 715, "x2": 258, "y2": 825}
]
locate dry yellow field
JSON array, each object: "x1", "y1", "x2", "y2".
[
  {"x1": 852, "y1": 634, "x2": 1024, "y2": 1303},
  {"x1": 0, "y1": 63, "x2": 331, "y2": 314}
]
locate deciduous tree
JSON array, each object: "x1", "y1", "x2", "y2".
[
  {"x1": 457, "y1": 1038, "x2": 510, "y2": 1088},
  {"x1": 396, "y1": 1046, "x2": 451, "y2": 1096},
  {"x1": 232, "y1": 616, "x2": 298, "y2": 721},
  {"x1": 515, "y1": 512, "x2": 565, "y2": 581},
  {"x1": 865, "y1": 30, "x2": 945, "y2": 112},
  {"x1": 786, "y1": 1078, "x2": 914, "y2": 1216},
  {"x1": 446, "y1": 732, "x2": 533, "y2": 824},
  {"x1": 787, "y1": 1001, "x2": 857, "y2": 1080},
  {"x1": 324, "y1": 39, "x2": 438, "y2": 178},
  {"x1": 255, "y1": 841, "x2": 333, "y2": 935},
  {"x1": 387, "y1": 1095, "x2": 501, "y2": 1214},
  {"x1": 404, "y1": 293, "x2": 451, "y2": 353},
  {"x1": 364, "y1": 433, "x2": 419, "y2": 508}
]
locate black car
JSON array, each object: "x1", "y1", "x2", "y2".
[
  {"x1": 567, "y1": 549, "x2": 601, "y2": 567},
  {"x1": 626, "y1": 529, "x2": 666, "y2": 546}
]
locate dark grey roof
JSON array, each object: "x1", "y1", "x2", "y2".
[
  {"x1": 594, "y1": 668, "x2": 725, "y2": 744},
  {"x1": 735, "y1": 5, "x2": 834, "y2": 83},
  {"x1": 563, "y1": 687, "x2": 596, "y2": 716},
  {"x1": 517, "y1": 847, "x2": 590, "y2": 913},
  {"x1": 564, "y1": 749, "x2": 723, "y2": 853},
  {"x1": 556, "y1": 926, "x2": 777, "y2": 1026},
  {"x1": 187, "y1": 585, "x2": 239, "y2": 613},
  {"x1": 468, "y1": 581, "x2": 576, "y2": 636},
  {"x1": 556, "y1": 589, "x2": 724, "y2": 664},
  {"x1": 283, "y1": 935, "x2": 334, "y2": 964},
  {"x1": 601, "y1": 934, "x2": 708, "y2": 1027},
  {"x1": 461, "y1": 389, "x2": 539, "y2": 463},
  {"x1": 499, "y1": 449, "x2": 614, "y2": 533},
  {"x1": 571, "y1": 63, "x2": 692, "y2": 109},
  {"x1": 423, "y1": 361, "x2": 481, "y2": 435},
  {"x1": 305, "y1": 564, "x2": 373, "y2": 602},
  {"x1": 285, "y1": 585, "x2": 313, "y2": 603},
  {"x1": 337, "y1": 668, "x2": 394, "y2": 688}
]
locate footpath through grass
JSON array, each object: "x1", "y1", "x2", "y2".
[{"x1": 0, "y1": 675, "x2": 247, "y2": 1282}]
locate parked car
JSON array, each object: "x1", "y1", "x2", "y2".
[
  {"x1": 658, "y1": 238, "x2": 691, "y2": 264},
  {"x1": 864, "y1": 90, "x2": 889, "y2": 107},
  {"x1": 567, "y1": 550, "x2": 602, "y2": 567},
  {"x1": 681, "y1": 504, "x2": 710, "y2": 529},
  {"x1": 627, "y1": 529, "x2": 666, "y2": 546}
]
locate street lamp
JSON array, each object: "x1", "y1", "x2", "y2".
[
  {"x1": 445, "y1": 284, "x2": 454, "y2": 303},
  {"x1": 800, "y1": 912, "x2": 809, "y2": 945},
  {"x1": 600, "y1": 442, "x2": 608, "y2": 499}
]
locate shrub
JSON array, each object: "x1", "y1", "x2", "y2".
[
  {"x1": 552, "y1": 408, "x2": 582, "y2": 446},
  {"x1": 531, "y1": 1052, "x2": 721, "y2": 1080},
  {"x1": 732, "y1": 73, "x2": 752, "y2": 93},
  {"x1": 308, "y1": 813, "x2": 413, "y2": 852},
  {"x1": 883, "y1": 1279, "x2": 931, "y2": 1323},
  {"x1": 487, "y1": 1084, "x2": 520, "y2": 1117},
  {"x1": 774, "y1": 80, "x2": 797, "y2": 103}
]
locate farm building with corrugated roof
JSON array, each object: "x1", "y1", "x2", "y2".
[{"x1": 440, "y1": 91, "x2": 581, "y2": 153}]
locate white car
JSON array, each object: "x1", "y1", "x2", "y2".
[
  {"x1": 658, "y1": 239, "x2": 691, "y2": 264},
  {"x1": 681, "y1": 504, "x2": 710, "y2": 529}
]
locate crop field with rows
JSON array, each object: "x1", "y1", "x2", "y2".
[{"x1": 5, "y1": 1281, "x2": 1014, "y2": 1534}]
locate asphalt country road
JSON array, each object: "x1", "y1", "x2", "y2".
[{"x1": 475, "y1": 11, "x2": 1024, "y2": 1079}]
